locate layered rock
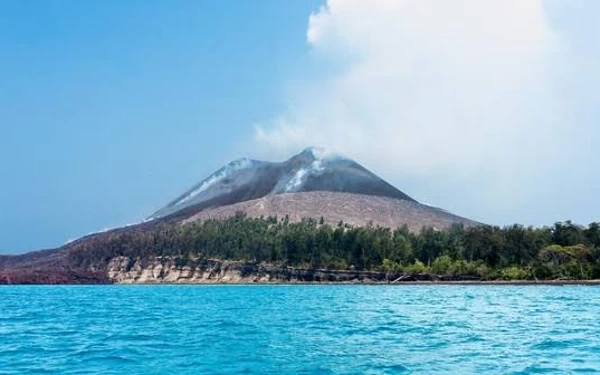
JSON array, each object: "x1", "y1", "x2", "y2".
[{"x1": 106, "y1": 256, "x2": 427, "y2": 284}]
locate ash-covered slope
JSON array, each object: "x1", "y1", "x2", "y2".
[
  {"x1": 151, "y1": 147, "x2": 416, "y2": 220},
  {"x1": 182, "y1": 191, "x2": 477, "y2": 231}
]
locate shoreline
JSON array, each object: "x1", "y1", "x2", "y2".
[
  {"x1": 118, "y1": 280, "x2": 600, "y2": 286},
  {"x1": 4, "y1": 280, "x2": 600, "y2": 286}
]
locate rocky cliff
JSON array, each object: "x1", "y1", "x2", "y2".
[{"x1": 106, "y1": 256, "x2": 431, "y2": 284}]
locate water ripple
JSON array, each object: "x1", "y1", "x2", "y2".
[{"x1": 1, "y1": 285, "x2": 599, "y2": 374}]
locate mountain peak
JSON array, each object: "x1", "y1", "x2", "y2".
[
  {"x1": 150, "y1": 147, "x2": 416, "y2": 220},
  {"x1": 296, "y1": 146, "x2": 343, "y2": 161}
]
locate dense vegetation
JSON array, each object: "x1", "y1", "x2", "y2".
[{"x1": 68, "y1": 214, "x2": 600, "y2": 280}]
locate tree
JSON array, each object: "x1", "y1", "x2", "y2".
[
  {"x1": 64, "y1": 214, "x2": 600, "y2": 281},
  {"x1": 584, "y1": 223, "x2": 600, "y2": 248},
  {"x1": 551, "y1": 221, "x2": 586, "y2": 247}
]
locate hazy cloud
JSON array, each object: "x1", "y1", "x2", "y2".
[{"x1": 254, "y1": 0, "x2": 600, "y2": 225}]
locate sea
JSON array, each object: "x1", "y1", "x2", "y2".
[{"x1": 1, "y1": 285, "x2": 599, "y2": 374}]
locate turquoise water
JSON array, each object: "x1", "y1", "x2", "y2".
[{"x1": 1, "y1": 286, "x2": 599, "y2": 374}]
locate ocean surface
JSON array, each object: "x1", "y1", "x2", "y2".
[{"x1": 1, "y1": 286, "x2": 599, "y2": 375}]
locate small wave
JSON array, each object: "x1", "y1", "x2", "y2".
[
  {"x1": 532, "y1": 338, "x2": 587, "y2": 350},
  {"x1": 572, "y1": 368, "x2": 599, "y2": 373},
  {"x1": 81, "y1": 354, "x2": 139, "y2": 365},
  {"x1": 512, "y1": 365, "x2": 562, "y2": 374},
  {"x1": 375, "y1": 364, "x2": 411, "y2": 374}
]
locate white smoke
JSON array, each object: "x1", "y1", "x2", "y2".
[
  {"x1": 175, "y1": 158, "x2": 253, "y2": 206},
  {"x1": 254, "y1": 0, "x2": 600, "y2": 225}
]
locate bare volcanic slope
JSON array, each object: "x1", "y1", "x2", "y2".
[
  {"x1": 150, "y1": 147, "x2": 416, "y2": 220},
  {"x1": 183, "y1": 191, "x2": 476, "y2": 231},
  {"x1": 153, "y1": 147, "x2": 475, "y2": 229}
]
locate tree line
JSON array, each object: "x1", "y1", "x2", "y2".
[{"x1": 67, "y1": 213, "x2": 600, "y2": 280}]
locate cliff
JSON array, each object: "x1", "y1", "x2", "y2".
[{"x1": 106, "y1": 256, "x2": 434, "y2": 284}]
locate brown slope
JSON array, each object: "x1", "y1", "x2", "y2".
[
  {"x1": 0, "y1": 248, "x2": 109, "y2": 284},
  {"x1": 182, "y1": 191, "x2": 478, "y2": 231}
]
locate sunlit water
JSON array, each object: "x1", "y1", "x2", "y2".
[{"x1": 1, "y1": 285, "x2": 599, "y2": 374}]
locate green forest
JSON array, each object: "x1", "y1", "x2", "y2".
[{"x1": 68, "y1": 214, "x2": 600, "y2": 280}]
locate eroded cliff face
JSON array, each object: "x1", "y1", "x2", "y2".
[
  {"x1": 108, "y1": 257, "x2": 254, "y2": 284},
  {"x1": 106, "y1": 256, "x2": 411, "y2": 284}
]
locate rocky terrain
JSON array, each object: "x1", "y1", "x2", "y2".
[
  {"x1": 150, "y1": 147, "x2": 416, "y2": 220},
  {"x1": 183, "y1": 191, "x2": 475, "y2": 231},
  {"x1": 105, "y1": 256, "x2": 438, "y2": 284}
]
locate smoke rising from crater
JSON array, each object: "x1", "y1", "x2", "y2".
[{"x1": 254, "y1": 0, "x2": 600, "y2": 225}]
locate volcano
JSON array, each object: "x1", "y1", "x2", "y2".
[
  {"x1": 0, "y1": 147, "x2": 478, "y2": 284},
  {"x1": 148, "y1": 147, "x2": 474, "y2": 230},
  {"x1": 150, "y1": 147, "x2": 416, "y2": 220}
]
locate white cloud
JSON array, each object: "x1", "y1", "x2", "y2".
[{"x1": 254, "y1": 0, "x2": 600, "y2": 225}]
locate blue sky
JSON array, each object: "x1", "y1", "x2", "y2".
[
  {"x1": 1, "y1": 0, "x2": 599, "y2": 254},
  {"x1": 0, "y1": 0, "x2": 321, "y2": 253}
]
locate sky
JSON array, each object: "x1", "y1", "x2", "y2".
[{"x1": 1, "y1": 0, "x2": 599, "y2": 254}]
